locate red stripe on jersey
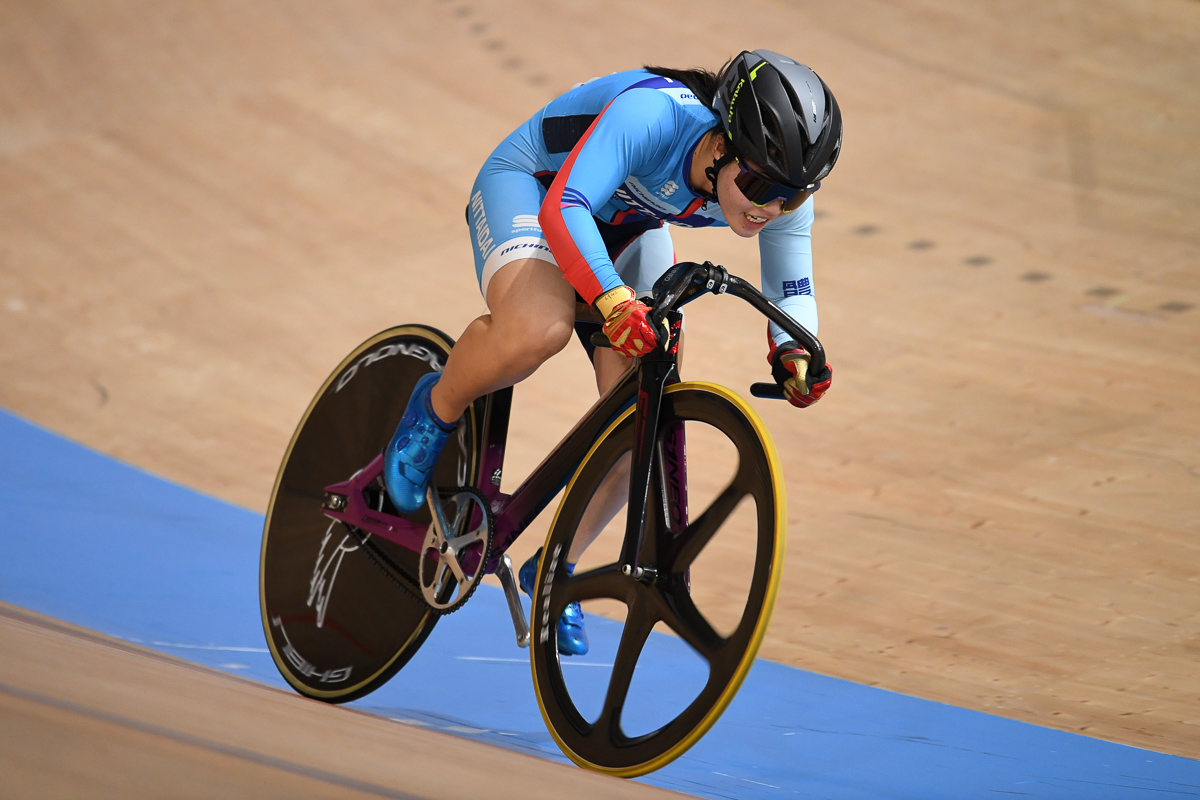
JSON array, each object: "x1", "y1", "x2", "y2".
[
  {"x1": 673, "y1": 197, "x2": 706, "y2": 219},
  {"x1": 539, "y1": 101, "x2": 616, "y2": 305}
]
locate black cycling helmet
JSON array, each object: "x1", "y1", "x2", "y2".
[{"x1": 712, "y1": 50, "x2": 842, "y2": 190}]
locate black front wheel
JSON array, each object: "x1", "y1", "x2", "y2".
[{"x1": 531, "y1": 382, "x2": 786, "y2": 775}]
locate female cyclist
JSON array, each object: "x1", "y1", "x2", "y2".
[{"x1": 384, "y1": 49, "x2": 841, "y2": 655}]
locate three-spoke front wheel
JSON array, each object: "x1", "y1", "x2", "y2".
[{"x1": 531, "y1": 382, "x2": 786, "y2": 776}]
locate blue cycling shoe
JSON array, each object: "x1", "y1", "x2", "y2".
[
  {"x1": 520, "y1": 549, "x2": 589, "y2": 657},
  {"x1": 384, "y1": 372, "x2": 458, "y2": 514}
]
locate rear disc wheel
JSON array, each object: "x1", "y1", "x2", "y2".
[{"x1": 259, "y1": 325, "x2": 482, "y2": 702}]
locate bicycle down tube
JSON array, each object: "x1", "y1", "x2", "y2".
[{"x1": 480, "y1": 368, "x2": 639, "y2": 573}]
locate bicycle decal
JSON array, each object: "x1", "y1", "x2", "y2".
[
  {"x1": 307, "y1": 522, "x2": 360, "y2": 630},
  {"x1": 538, "y1": 543, "x2": 564, "y2": 646},
  {"x1": 335, "y1": 341, "x2": 443, "y2": 393},
  {"x1": 270, "y1": 615, "x2": 354, "y2": 685}
]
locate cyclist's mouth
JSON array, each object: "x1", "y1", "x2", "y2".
[{"x1": 745, "y1": 213, "x2": 768, "y2": 226}]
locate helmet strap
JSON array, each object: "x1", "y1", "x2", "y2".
[{"x1": 703, "y1": 148, "x2": 737, "y2": 202}]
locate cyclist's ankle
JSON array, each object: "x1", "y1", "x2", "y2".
[
  {"x1": 424, "y1": 384, "x2": 458, "y2": 431},
  {"x1": 429, "y1": 382, "x2": 464, "y2": 428}
]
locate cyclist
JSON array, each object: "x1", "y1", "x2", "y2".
[{"x1": 385, "y1": 50, "x2": 841, "y2": 655}]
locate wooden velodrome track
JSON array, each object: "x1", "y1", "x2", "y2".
[{"x1": 2, "y1": 0, "x2": 1198, "y2": 792}]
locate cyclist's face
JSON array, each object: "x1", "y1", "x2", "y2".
[{"x1": 716, "y1": 158, "x2": 786, "y2": 238}]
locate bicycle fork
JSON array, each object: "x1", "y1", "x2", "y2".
[{"x1": 619, "y1": 310, "x2": 683, "y2": 583}]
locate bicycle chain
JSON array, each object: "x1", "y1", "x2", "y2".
[{"x1": 343, "y1": 522, "x2": 423, "y2": 603}]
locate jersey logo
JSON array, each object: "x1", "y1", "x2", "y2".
[
  {"x1": 783, "y1": 278, "x2": 813, "y2": 297},
  {"x1": 613, "y1": 185, "x2": 662, "y2": 218},
  {"x1": 614, "y1": 176, "x2": 679, "y2": 218},
  {"x1": 512, "y1": 214, "x2": 541, "y2": 231},
  {"x1": 469, "y1": 190, "x2": 496, "y2": 261},
  {"x1": 658, "y1": 181, "x2": 678, "y2": 199}
]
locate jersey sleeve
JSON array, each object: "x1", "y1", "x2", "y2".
[
  {"x1": 539, "y1": 89, "x2": 674, "y2": 304},
  {"x1": 758, "y1": 198, "x2": 819, "y2": 348}
]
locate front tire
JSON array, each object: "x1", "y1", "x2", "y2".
[{"x1": 531, "y1": 382, "x2": 786, "y2": 775}]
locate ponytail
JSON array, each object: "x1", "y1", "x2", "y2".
[{"x1": 643, "y1": 60, "x2": 731, "y2": 109}]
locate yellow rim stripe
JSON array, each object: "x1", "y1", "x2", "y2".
[
  {"x1": 259, "y1": 326, "x2": 467, "y2": 700},
  {"x1": 531, "y1": 381, "x2": 785, "y2": 776}
]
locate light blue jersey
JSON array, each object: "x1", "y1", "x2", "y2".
[{"x1": 469, "y1": 69, "x2": 818, "y2": 345}]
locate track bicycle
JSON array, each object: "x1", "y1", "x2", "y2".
[{"x1": 259, "y1": 260, "x2": 827, "y2": 776}]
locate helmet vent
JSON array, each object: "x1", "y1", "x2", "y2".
[{"x1": 761, "y1": 107, "x2": 787, "y2": 170}]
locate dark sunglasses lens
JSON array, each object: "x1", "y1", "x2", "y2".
[
  {"x1": 733, "y1": 171, "x2": 769, "y2": 202},
  {"x1": 735, "y1": 170, "x2": 806, "y2": 208},
  {"x1": 782, "y1": 188, "x2": 813, "y2": 212}
]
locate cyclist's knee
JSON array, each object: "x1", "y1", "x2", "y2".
[
  {"x1": 535, "y1": 316, "x2": 576, "y2": 358},
  {"x1": 497, "y1": 313, "x2": 573, "y2": 366}
]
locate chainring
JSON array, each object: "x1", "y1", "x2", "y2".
[{"x1": 418, "y1": 486, "x2": 494, "y2": 614}]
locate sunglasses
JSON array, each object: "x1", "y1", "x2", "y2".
[{"x1": 733, "y1": 158, "x2": 820, "y2": 213}]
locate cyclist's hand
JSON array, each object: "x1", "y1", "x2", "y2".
[
  {"x1": 769, "y1": 339, "x2": 832, "y2": 408},
  {"x1": 597, "y1": 286, "x2": 657, "y2": 358}
]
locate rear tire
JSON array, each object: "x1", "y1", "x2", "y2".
[{"x1": 259, "y1": 326, "x2": 482, "y2": 702}]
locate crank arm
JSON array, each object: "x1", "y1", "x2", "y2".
[{"x1": 494, "y1": 554, "x2": 530, "y2": 648}]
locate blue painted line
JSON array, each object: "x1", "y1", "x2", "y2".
[{"x1": 1, "y1": 407, "x2": 1197, "y2": 798}]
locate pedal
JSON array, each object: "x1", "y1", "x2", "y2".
[{"x1": 495, "y1": 554, "x2": 530, "y2": 648}]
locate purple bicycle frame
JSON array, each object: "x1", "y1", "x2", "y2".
[{"x1": 320, "y1": 317, "x2": 690, "y2": 577}]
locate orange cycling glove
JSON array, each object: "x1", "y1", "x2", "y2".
[
  {"x1": 768, "y1": 337, "x2": 832, "y2": 408},
  {"x1": 596, "y1": 286, "x2": 658, "y2": 358}
]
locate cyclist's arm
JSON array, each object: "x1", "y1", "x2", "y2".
[
  {"x1": 539, "y1": 90, "x2": 673, "y2": 304},
  {"x1": 758, "y1": 199, "x2": 819, "y2": 347}
]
